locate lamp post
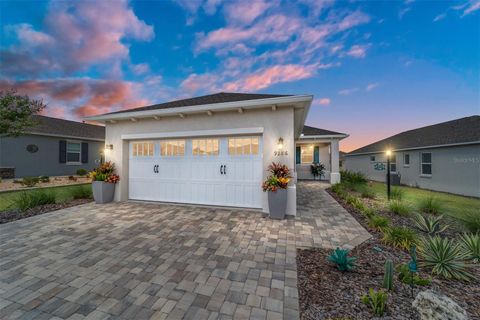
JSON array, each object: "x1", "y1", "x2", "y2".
[{"x1": 386, "y1": 150, "x2": 391, "y2": 200}]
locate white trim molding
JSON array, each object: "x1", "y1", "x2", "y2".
[{"x1": 121, "y1": 127, "x2": 264, "y2": 140}]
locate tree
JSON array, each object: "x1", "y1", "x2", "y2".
[{"x1": 0, "y1": 89, "x2": 46, "y2": 137}]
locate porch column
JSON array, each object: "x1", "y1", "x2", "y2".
[{"x1": 330, "y1": 139, "x2": 341, "y2": 184}]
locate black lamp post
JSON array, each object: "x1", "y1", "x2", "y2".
[{"x1": 386, "y1": 150, "x2": 391, "y2": 200}]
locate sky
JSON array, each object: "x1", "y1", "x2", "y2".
[{"x1": 0, "y1": 0, "x2": 479, "y2": 152}]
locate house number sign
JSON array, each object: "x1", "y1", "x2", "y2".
[
  {"x1": 274, "y1": 150, "x2": 288, "y2": 156},
  {"x1": 374, "y1": 162, "x2": 386, "y2": 171}
]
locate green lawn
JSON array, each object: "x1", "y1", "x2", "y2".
[
  {"x1": 369, "y1": 181, "x2": 480, "y2": 220},
  {"x1": 0, "y1": 183, "x2": 91, "y2": 211}
]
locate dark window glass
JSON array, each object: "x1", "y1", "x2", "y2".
[
  {"x1": 370, "y1": 156, "x2": 375, "y2": 162},
  {"x1": 67, "y1": 152, "x2": 80, "y2": 162},
  {"x1": 404, "y1": 154, "x2": 410, "y2": 165},
  {"x1": 422, "y1": 153, "x2": 431, "y2": 163},
  {"x1": 422, "y1": 164, "x2": 432, "y2": 175},
  {"x1": 390, "y1": 164, "x2": 397, "y2": 172}
]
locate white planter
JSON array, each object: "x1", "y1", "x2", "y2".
[{"x1": 92, "y1": 181, "x2": 115, "y2": 204}]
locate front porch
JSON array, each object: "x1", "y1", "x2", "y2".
[{"x1": 295, "y1": 139, "x2": 341, "y2": 184}]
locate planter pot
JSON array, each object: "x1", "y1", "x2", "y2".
[
  {"x1": 92, "y1": 181, "x2": 115, "y2": 204},
  {"x1": 267, "y1": 189, "x2": 288, "y2": 219}
]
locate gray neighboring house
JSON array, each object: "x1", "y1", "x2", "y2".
[
  {"x1": 344, "y1": 116, "x2": 480, "y2": 198},
  {"x1": 0, "y1": 115, "x2": 105, "y2": 178}
]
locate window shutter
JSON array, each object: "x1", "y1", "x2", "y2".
[
  {"x1": 59, "y1": 140, "x2": 66, "y2": 163},
  {"x1": 314, "y1": 146, "x2": 319, "y2": 163},
  {"x1": 81, "y1": 142, "x2": 88, "y2": 163},
  {"x1": 296, "y1": 146, "x2": 301, "y2": 164}
]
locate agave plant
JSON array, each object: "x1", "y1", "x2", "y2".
[
  {"x1": 412, "y1": 213, "x2": 448, "y2": 235},
  {"x1": 418, "y1": 236, "x2": 472, "y2": 281},
  {"x1": 459, "y1": 233, "x2": 480, "y2": 263},
  {"x1": 361, "y1": 288, "x2": 387, "y2": 316},
  {"x1": 327, "y1": 248, "x2": 357, "y2": 271}
]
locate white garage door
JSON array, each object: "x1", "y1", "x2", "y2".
[{"x1": 128, "y1": 136, "x2": 263, "y2": 208}]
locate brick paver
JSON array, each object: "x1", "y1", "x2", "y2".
[{"x1": 0, "y1": 181, "x2": 369, "y2": 319}]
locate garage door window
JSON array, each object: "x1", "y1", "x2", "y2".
[
  {"x1": 160, "y1": 140, "x2": 185, "y2": 156},
  {"x1": 192, "y1": 139, "x2": 219, "y2": 156},
  {"x1": 132, "y1": 142, "x2": 154, "y2": 157},
  {"x1": 228, "y1": 137, "x2": 259, "y2": 155}
]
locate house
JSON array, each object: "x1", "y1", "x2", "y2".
[
  {"x1": 344, "y1": 116, "x2": 480, "y2": 198},
  {"x1": 86, "y1": 92, "x2": 347, "y2": 216},
  {"x1": 0, "y1": 115, "x2": 105, "y2": 178}
]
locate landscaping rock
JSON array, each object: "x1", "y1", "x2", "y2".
[{"x1": 412, "y1": 290, "x2": 468, "y2": 320}]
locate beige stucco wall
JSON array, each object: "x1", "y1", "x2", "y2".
[
  {"x1": 104, "y1": 107, "x2": 298, "y2": 215},
  {"x1": 296, "y1": 143, "x2": 331, "y2": 180},
  {"x1": 344, "y1": 144, "x2": 480, "y2": 198}
]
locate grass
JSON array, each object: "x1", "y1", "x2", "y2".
[
  {"x1": 419, "y1": 196, "x2": 442, "y2": 215},
  {"x1": 0, "y1": 183, "x2": 91, "y2": 211},
  {"x1": 388, "y1": 200, "x2": 411, "y2": 216},
  {"x1": 369, "y1": 182, "x2": 480, "y2": 223},
  {"x1": 14, "y1": 190, "x2": 56, "y2": 211}
]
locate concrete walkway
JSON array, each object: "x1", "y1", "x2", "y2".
[{"x1": 0, "y1": 181, "x2": 369, "y2": 320}]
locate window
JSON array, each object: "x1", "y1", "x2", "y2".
[
  {"x1": 67, "y1": 142, "x2": 81, "y2": 163},
  {"x1": 370, "y1": 155, "x2": 376, "y2": 162},
  {"x1": 404, "y1": 153, "x2": 410, "y2": 167},
  {"x1": 132, "y1": 141, "x2": 154, "y2": 157},
  {"x1": 421, "y1": 152, "x2": 432, "y2": 175},
  {"x1": 228, "y1": 137, "x2": 259, "y2": 155},
  {"x1": 390, "y1": 154, "x2": 397, "y2": 172},
  {"x1": 160, "y1": 140, "x2": 185, "y2": 156},
  {"x1": 192, "y1": 139, "x2": 219, "y2": 155},
  {"x1": 301, "y1": 145, "x2": 314, "y2": 164}
]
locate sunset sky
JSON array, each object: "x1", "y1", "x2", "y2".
[{"x1": 0, "y1": 0, "x2": 478, "y2": 151}]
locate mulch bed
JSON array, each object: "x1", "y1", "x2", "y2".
[
  {"x1": 296, "y1": 189, "x2": 480, "y2": 320},
  {"x1": 0, "y1": 199, "x2": 92, "y2": 224}
]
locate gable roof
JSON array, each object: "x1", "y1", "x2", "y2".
[
  {"x1": 27, "y1": 115, "x2": 105, "y2": 141},
  {"x1": 301, "y1": 125, "x2": 347, "y2": 136},
  {"x1": 106, "y1": 92, "x2": 292, "y2": 115},
  {"x1": 348, "y1": 116, "x2": 480, "y2": 155}
]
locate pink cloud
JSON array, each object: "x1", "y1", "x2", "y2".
[
  {"x1": 1, "y1": 0, "x2": 154, "y2": 76},
  {"x1": 313, "y1": 98, "x2": 331, "y2": 106},
  {"x1": 366, "y1": 83, "x2": 379, "y2": 91},
  {"x1": 224, "y1": 64, "x2": 316, "y2": 91},
  {"x1": 224, "y1": 0, "x2": 274, "y2": 25},
  {"x1": 338, "y1": 88, "x2": 358, "y2": 95},
  {"x1": 131, "y1": 63, "x2": 151, "y2": 75},
  {"x1": 180, "y1": 73, "x2": 220, "y2": 94},
  {"x1": 346, "y1": 45, "x2": 368, "y2": 58}
]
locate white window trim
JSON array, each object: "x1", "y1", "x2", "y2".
[
  {"x1": 403, "y1": 153, "x2": 410, "y2": 167},
  {"x1": 160, "y1": 140, "x2": 185, "y2": 157},
  {"x1": 66, "y1": 140, "x2": 82, "y2": 165},
  {"x1": 228, "y1": 136, "x2": 260, "y2": 156},
  {"x1": 420, "y1": 152, "x2": 432, "y2": 177},
  {"x1": 300, "y1": 145, "x2": 314, "y2": 164},
  {"x1": 132, "y1": 141, "x2": 154, "y2": 157}
]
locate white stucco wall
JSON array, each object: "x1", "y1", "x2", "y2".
[
  {"x1": 104, "y1": 107, "x2": 299, "y2": 214},
  {"x1": 344, "y1": 144, "x2": 480, "y2": 197},
  {"x1": 296, "y1": 143, "x2": 331, "y2": 180}
]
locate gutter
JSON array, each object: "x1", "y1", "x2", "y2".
[
  {"x1": 25, "y1": 132, "x2": 105, "y2": 142},
  {"x1": 345, "y1": 140, "x2": 480, "y2": 156},
  {"x1": 84, "y1": 95, "x2": 313, "y2": 122}
]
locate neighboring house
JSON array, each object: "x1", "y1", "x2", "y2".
[
  {"x1": 0, "y1": 115, "x2": 105, "y2": 178},
  {"x1": 86, "y1": 92, "x2": 347, "y2": 216},
  {"x1": 344, "y1": 116, "x2": 480, "y2": 198}
]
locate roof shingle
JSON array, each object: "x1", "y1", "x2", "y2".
[
  {"x1": 27, "y1": 115, "x2": 105, "y2": 140},
  {"x1": 106, "y1": 92, "x2": 292, "y2": 115},
  {"x1": 302, "y1": 125, "x2": 346, "y2": 136},
  {"x1": 348, "y1": 116, "x2": 480, "y2": 155}
]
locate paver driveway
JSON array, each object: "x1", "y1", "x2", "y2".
[{"x1": 0, "y1": 182, "x2": 369, "y2": 320}]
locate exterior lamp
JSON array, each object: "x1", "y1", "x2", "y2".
[
  {"x1": 277, "y1": 137, "x2": 284, "y2": 149},
  {"x1": 104, "y1": 144, "x2": 113, "y2": 152},
  {"x1": 386, "y1": 149, "x2": 392, "y2": 200}
]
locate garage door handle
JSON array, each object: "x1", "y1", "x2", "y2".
[
  {"x1": 224, "y1": 165, "x2": 227, "y2": 175},
  {"x1": 220, "y1": 165, "x2": 224, "y2": 175}
]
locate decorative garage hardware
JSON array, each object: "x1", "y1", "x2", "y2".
[
  {"x1": 26, "y1": 144, "x2": 39, "y2": 153},
  {"x1": 220, "y1": 164, "x2": 227, "y2": 174},
  {"x1": 153, "y1": 164, "x2": 159, "y2": 173}
]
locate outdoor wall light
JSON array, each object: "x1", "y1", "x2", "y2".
[
  {"x1": 386, "y1": 149, "x2": 391, "y2": 157},
  {"x1": 104, "y1": 144, "x2": 113, "y2": 151},
  {"x1": 277, "y1": 137, "x2": 284, "y2": 149},
  {"x1": 385, "y1": 149, "x2": 392, "y2": 200}
]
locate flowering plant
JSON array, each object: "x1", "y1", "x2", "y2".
[
  {"x1": 90, "y1": 161, "x2": 120, "y2": 184},
  {"x1": 262, "y1": 162, "x2": 291, "y2": 192}
]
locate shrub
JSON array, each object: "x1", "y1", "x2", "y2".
[
  {"x1": 341, "y1": 170, "x2": 367, "y2": 185},
  {"x1": 310, "y1": 162, "x2": 325, "y2": 180},
  {"x1": 70, "y1": 185, "x2": 93, "y2": 199},
  {"x1": 382, "y1": 259, "x2": 394, "y2": 291},
  {"x1": 359, "y1": 186, "x2": 375, "y2": 199},
  {"x1": 396, "y1": 263, "x2": 431, "y2": 286},
  {"x1": 68, "y1": 175, "x2": 77, "y2": 181},
  {"x1": 13, "y1": 179, "x2": 22, "y2": 184},
  {"x1": 382, "y1": 226, "x2": 417, "y2": 250},
  {"x1": 368, "y1": 215, "x2": 390, "y2": 231},
  {"x1": 459, "y1": 233, "x2": 480, "y2": 263},
  {"x1": 457, "y1": 209, "x2": 480, "y2": 233},
  {"x1": 76, "y1": 168, "x2": 88, "y2": 176},
  {"x1": 390, "y1": 187, "x2": 404, "y2": 200},
  {"x1": 412, "y1": 213, "x2": 448, "y2": 235},
  {"x1": 38, "y1": 176, "x2": 50, "y2": 183},
  {"x1": 331, "y1": 184, "x2": 347, "y2": 199},
  {"x1": 388, "y1": 200, "x2": 411, "y2": 216},
  {"x1": 21, "y1": 176, "x2": 39, "y2": 187},
  {"x1": 418, "y1": 236, "x2": 472, "y2": 281},
  {"x1": 327, "y1": 248, "x2": 357, "y2": 271},
  {"x1": 361, "y1": 288, "x2": 387, "y2": 316},
  {"x1": 13, "y1": 190, "x2": 56, "y2": 211},
  {"x1": 360, "y1": 206, "x2": 376, "y2": 218},
  {"x1": 418, "y1": 196, "x2": 441, "y2": 215}
]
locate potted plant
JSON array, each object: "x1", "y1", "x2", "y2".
[
  {"x1": 262, "y1": 162, "x2": 292, "y2": 219},
  {"x1": 90, "y1": 161, "x2": 120, "y2": 204},
  {"x1": 311, "y1": 162, "x2": 326, "y2": 180}
]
